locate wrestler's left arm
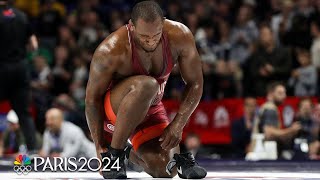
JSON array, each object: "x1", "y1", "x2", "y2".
[{"x1": 159, "y1": 26, "x2": 203, "y2": 150}]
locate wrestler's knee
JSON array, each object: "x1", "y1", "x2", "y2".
[{"x1": 132, "y1": 75, "x2": 159, "y2": 97}]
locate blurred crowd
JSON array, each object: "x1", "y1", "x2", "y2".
[{"x1": 1, "y1": 0, "x2": 320, "y2": 160}]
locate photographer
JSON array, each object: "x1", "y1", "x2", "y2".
[{"x1": 293, "y1": 98, "x2": 318, "y2": 159}]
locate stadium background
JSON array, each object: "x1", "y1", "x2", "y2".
[{"x1": 0, "y1": 0, "x2": 320, "y2": 159}]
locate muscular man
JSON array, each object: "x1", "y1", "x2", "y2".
[{"x1": 85, "y1": 1, "x2": 206, "y2": 179}]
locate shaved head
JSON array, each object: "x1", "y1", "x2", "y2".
[
  {"x1": 131, "y1": 1, "x2": 164, "y2": 25},
  {"x1": 46, "y1": 108, "x2": 63, "y2": 119},
  {"x1": 45, "y1": 108, "x2": 64, "y2": 133}
]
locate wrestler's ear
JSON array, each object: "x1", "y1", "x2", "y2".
[{"x1": 129, "y1": 19, "x2": 135, "y2": 31}]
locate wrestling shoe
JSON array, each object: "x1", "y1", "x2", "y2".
[
  {"x1": 100, "y1": 147, "x2": 127, "y2": 179},
  {"x1": 166, "y1": 152, "x2": 207, "y2": 179},
  {"x1": 124, "y1": 143, "x2": 144, "y2": 172}
]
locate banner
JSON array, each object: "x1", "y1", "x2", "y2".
[{"x1": 163, "y1": 97, "x2": 318, "y2": 144}]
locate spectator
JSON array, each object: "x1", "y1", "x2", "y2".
[
  {"x1": 185, "y1": 13, "x2": 199, "y2": 35},
  {"x1": 212, "y1": 60, "x2": 238, "y2": 99},
  {"x1": 214, "y1": 21, "x2": 243, "y2": 97},
  {"x1": 311, "y1": 0, "x2": 320, "y2": 19},
  {"x1": 57, "y1": 25, "x2": 77, "y2": 51},
  {"x1": 78, "y1": 10, "x2": 99, "y2": 48},
  {"x1": 1, "y1": 110, "x2": 24, "y2": 157},
  {"x1": 65, "y1": 14, "x2": 80, "y2": 40},
  {"x1": 183, "y1": 133, "x2": 205, "y2": 159},
  {"x1": 231, "y1": 97, "x2": 257, "y2": 158},
  {"x1": 296, "y1": 99, "x2": 318, "y2": 140},
  {"x1": 31, "y1": 55, "x2": 52, "y2": 92},
  {"x1": 51, "y1": 45, "x2": 72, "y2": 96},
  {"x1": 213, "y1": 0, "x2": 232, "y2": 23},
  {"x1": 230, "y1": 5, "x2": 258, "y2": 65},
  {"x1": 271, "y1": 0, "x2": 294, "y2": 45},
  {"x1": 195, "y1": 19, "x2": 218, "y2": 65},
  {"x1": 166, "y1": 1, "x2": 181, "y2": 21},
  {"x1": 215, "y1": 21, "x2": 232, "y2": 62},
  {"x1": 288, "y1": 48, "x2": 317, "y2": 96},
  {"x1": 39, "y1": 108, "x2": 95, "y2": 158},
  {"x1": 252, "y1": 82, "x2": 301, "y2": 157},
  {"x1": 282, "y1": 0, "x2": 313, "y2": 49},
  {"x1": 311, "y1": 17, "x2": 320, "y2": 70},
  {"x1": 70, "y1": 55, "x2": 88, "y2": 104},
  {"x1": 91, "y1": 24, "x2": 109, "y2": 52},
  {"x1": 247, "y1": 25, "x2": 292, "y2": 96},
  {"x1": 37, "y1": 0, "x2": 63, "y2": 50},
  {"x1": 295, "y1": 0, "x2": 314, "y2": 18},
  {"x1": 292, "y1": 98, "x2": 318, "y2": 159},
  {"x1": 309, "y1": 103, "x2": 320, "y2": 159},
  {"x1": 31, "y1": 55, "x2": 52, "y2": 133}
]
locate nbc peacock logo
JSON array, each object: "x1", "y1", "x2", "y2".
[{"x1": 13, "y1": 154, "x2": 32, "y2": 175}]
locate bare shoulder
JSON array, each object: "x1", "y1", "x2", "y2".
[
  {"x1": 92, "y1": 26, "x2": 130, "y2": 68},
  {"x1": 164, "y1": 19, "x2": 195, "y2": 52}
]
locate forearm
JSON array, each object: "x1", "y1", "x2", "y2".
[
  {"x1": 85, "y1": 100, "x2": 106, "y2": 150},
  {"x1": 30, "y1": 34, "x2": 38, "y2": 51},
  {"x1": 174, "y1": 82, "x2": 202, "y2": 127},
  {"x1": 264, "y1": 126, "x2": 295, "y2": 142}
]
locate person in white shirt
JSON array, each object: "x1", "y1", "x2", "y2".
[{"x1": 39, "y1": 108, "x2": 95, "y2": 158}]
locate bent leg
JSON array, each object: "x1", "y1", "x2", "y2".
[{"x1": 108, "y1": 75, "x2": 159, "y2": 149}]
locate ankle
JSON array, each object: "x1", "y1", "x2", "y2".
[{"x1": 109, "y1": 146, "x2": 125, "y2": 157}]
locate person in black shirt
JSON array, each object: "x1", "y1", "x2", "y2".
[
  {"x1": 231, "y1": 97, "x2": 257, "y2": 158},
  {"x1": 0, "y1": 0, "x2": 38, "y2": 152}
]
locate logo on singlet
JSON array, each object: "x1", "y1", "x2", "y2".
[{"x1": 107, "y1": 124, "x2": 115, "y2": 132}]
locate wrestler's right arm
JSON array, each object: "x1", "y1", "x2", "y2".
[{"x1": 85, "y1": 44, "x2": 120, "y2": 158}]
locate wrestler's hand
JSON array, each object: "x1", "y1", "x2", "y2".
[{"x1": 159, "y1": 122, "x2": 183, "y2": 150}]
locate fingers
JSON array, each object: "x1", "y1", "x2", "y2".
[
  {"x1": 167, "y1": 138, "x2": 179, "y2": 150},
  {"x1": 159, "y1": 133, "x2": 165, "y2": 142},
  {"x1": 161, "y1": 135, "x2": 181, "y2": 150},
  {"x1": 172, "y1": 138, "x2": 181, "y2": 148},
  {"x1": 160, "y1": 135, "x2": 171, "y2": 150}
]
